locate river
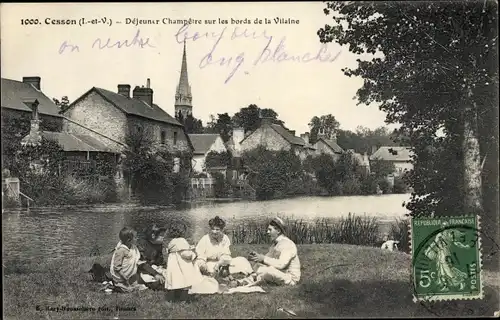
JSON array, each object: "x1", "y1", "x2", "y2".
[{"x1": 2, "y1": 194, "x2": 410, "y2": 265}]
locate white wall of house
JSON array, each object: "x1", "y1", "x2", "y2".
[
  {"x1": 192, "y1": 155, "x2": 205, "y2": 173},
  {"x1": 393, "y1": 161, "x2": 413, "y2": 176},
  {"x1": 210, "y1": 136, "x2": 227, "y2": 154},
  {"x1": 191, "y1": 136, "x2": 228, "y2": 173}
]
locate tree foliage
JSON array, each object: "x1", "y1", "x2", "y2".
[
  {"x1": 204, "y1": 151, "x2": 232, "y2": 169},
  {"x1": 53, "y1": 96, "x2": 70, "y2": 111},
  {"x1": 308, "y1": 114, "x2": 340, "y2": 144},
  {"x1": 232, "y1": 104, "x2": 286, "y2": 134},
  {"x1": 175, "y1": 111, "x2": 204, "y2": 134},
  {"x1": 241, "y1": 146, "x2": 304, "y2": 200},
  {"x1": 205, "y1": 113, "x2": 233, "y2": 142},
  {"x1": 319, "y1": 1, "x2": 498, "y2": 219},
  {"x1": 123, "y1": 130, "x2": 190, "y2": 204}
]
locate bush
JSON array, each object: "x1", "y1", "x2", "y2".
[
  {"x1": 389, "y1": 218, "x2": 410, "y2": 253},
  {"x1": 340, "y1": 177, "x2": 362, "y2": 195},
  {"x1": 393, "y1": 176, "x2": 408, "y2": 194},
  {"x1": 378, "y1": 178, "x2": 392, "y2": 194},
  {"x1": 231, "y1": 214, "x2": 379, "y2": 246},
  {"x1": 212, "y1": 172, "x2": 231, "y2": 198}
]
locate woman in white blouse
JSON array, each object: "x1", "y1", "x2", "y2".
[{"x1": 195, "y1": 216, "x2": 253, "y2": 276}]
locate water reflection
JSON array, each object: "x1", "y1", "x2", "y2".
[{"x1": 2, "y1": 194, "x2": 410, "y2": 265}]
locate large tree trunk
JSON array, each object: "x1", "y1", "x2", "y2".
[{"x1": 463, "y1": 88, "x2": 483, "y2": 216}]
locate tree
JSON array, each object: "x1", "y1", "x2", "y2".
[
  {"x1": 175, "y1": 111, "x2": 204, "y2": 134},
  {"x1": 319, "y1": 1, "x2": 498, "y2": 223},
  {"x1": 232, "y1": 104, "x2": 286, "y2": 133},
  {"x1": 53, "y1": 96, "x2": 70, "y2": 111},
  {"x1": 308, "y1": 114, "x2": 340, "y2": 144},
  {"x1": 205, "y1": 113, "x2": 233, "y2": 142},
  {"x1": 370, "y1": 159, "x2": 396, "y2": 178}
]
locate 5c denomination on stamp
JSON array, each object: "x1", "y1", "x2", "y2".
[{"x1": 411, "y1": 215, "x2": 483, "y2": 302}]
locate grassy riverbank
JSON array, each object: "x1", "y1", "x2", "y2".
[{"x1": 4, "y1": 244, "x2": 498, "y2": 319}]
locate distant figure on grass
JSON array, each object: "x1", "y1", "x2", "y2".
[
  {"x1": 136, "y1": 224, "x2": 167, "y2": 290},
  {"x1": 195, "y1": 216, "x2": 253, "y2": 277},
  {"x1": 110, "y1": 227, "x2": 148, "y2": 293},
  {"x1": 239, "y1": 217, "x2": 301, "y2": 286},
  {"x1": 380, "y1": 234, "x2": 400, "y2": 252},
  {"x1": 163, "y1": 225, "x2": 203, "y2": 301}
]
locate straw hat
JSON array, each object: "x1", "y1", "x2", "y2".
[{"x1": 270, "y1": 217, "x2": 286, "y2": 235}]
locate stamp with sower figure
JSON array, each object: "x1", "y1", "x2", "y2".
[{"x1": 411, "y1": 215, "x2": 483, "y2": 302}]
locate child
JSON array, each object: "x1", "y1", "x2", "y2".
[
  {"x1": 164, "y1": 225, "x2": 203, "y2": 301},
  {"x1": 110, "y1": 227, "x2": 148, "y2": 293}
]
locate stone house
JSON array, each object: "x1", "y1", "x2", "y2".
[
  {"x1": 62, "y1": 79, "x2": 195, "y2": 195},
  {"x1": 346, "y1": 149, "x2": 371, "y2": 175},
  {"x1": 370, "y1": 146, "x2": 413, "y2": 177},
  {"x1": 300, "y1": 131, "x2": 344, "y2": 161},
  {"x1": 239, "y1": 117, "x2": 312, "y2": 161},
  {"x1": 188, "y1": 133, "x2": 228, "y2": 173},
  {"x1": 1, "y1": 76, "x2": 120, "y2": 178},
  {"x1": 62, "y1": 78, "x2": 194, "y2": 159},
  {"x1": 1, "y1": 77, "x2": 64, "y2": 135}
]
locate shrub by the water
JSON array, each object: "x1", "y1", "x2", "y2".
[{"x1": 231, "y1": 214, "x2": 380, "y2": 246}]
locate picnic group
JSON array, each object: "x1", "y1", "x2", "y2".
[{"x1": 90, "y1": 216, "x2": 301, "y2": 300}]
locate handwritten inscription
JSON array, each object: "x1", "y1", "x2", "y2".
[
  {"x1": 176, "y1": 24, "x2": 342, "y2": 84},
  {"x1": 59, "y1": 29, "x2": 154, "y2": 54}
]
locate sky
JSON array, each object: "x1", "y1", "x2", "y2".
[{"x1": 1, "y1": 2, "x2": 395, "y2": 135}]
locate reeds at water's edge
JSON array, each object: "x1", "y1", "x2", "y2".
[{"x1": 230, "y1": 213, "x2": 410, "y2": 252}]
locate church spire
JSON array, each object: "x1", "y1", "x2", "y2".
[{"x1": 175, "y1": 40, "x2": 193, "y2": 117}]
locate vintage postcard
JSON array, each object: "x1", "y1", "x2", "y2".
[{"x1": 2, "y1": 2, "x2": 498, "y2": 319}]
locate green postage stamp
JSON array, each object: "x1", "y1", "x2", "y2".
[{"x1": 411, "y1": 215, "x2": 483, "y2": 302}]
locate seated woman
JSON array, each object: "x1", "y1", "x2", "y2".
[
  {"x1": 136, "y1": 224, "x2": 167, "y2": 290},
  {"x1": 195, "y1": 216, "x2": 253, "y2": 277}
]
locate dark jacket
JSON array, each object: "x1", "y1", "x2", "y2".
[{"x1": 137, "y1": 238, "x2": 164, "y2": 276}]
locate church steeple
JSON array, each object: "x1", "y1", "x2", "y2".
[{"x1": 175, "y1": 40, "x2": 193, "y2": 118}]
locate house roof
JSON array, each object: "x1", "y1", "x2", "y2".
[
  {"x1": 40, "y1": 131, "x2": 121, "y2": 153},
  {"x1": 1, "y1": 78, "x2": 62, "y2": 118},
  {"x1": 317, "y1": 137, "x2": 344, "y2": 153},
  {"x1": 66, "y1": 87, "x2": 182, "y2": 127},
  {"x1": 369, "y1": 146, "x2": 413, "y2": 161},
  {"x1": 240, "y1": 122, "x2": 306, "y2": 146},
  {"x1": 188, "y1": 134, "x2": 221, "y2": 155}
]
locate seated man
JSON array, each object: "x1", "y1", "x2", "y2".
[
  {"x1": 136, "y1": 224, "x2": 166, "y2": 290},
  {"x1": 241, "y1": 217, "x2": 301, "y2": 286}
]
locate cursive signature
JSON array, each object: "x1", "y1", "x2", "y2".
[
  {"x1": 185, "y1": 28, "x2": 341, "y2": 83},
  {"x1": 176, "y1": 24, "x2": 342, "y2": 84},
  {"x1": 58, "y1": 29, "x2": 155, "y2": 54},
  {"x1": 92, "y1": 29, "x2": 155, "y2": 50}
]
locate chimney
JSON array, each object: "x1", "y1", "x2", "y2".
[
  {"x1": 300, "y1": 132, "x2": 310, "y2": 145},
  {"x1": 133, "y1": 85, "x2": 153, "y2": 107},
  {"x1": 117, "y1": 84, "x2": 131, "y2": 98},
  {"x1": 146, "y1": 78, "x2": 151, "y2": 88},
  {"x1": 23, "y1": 76, "x2": 41, "y2": 90},
  {"x1": 232, "y1": 127, "x2": 245, "y2": 157},
  {"x1": 20, "y1": 99, "x2": 42, "y2": 147},
  {"x1": 289, "y1": 130, "x2": 296, "y2": 136}
]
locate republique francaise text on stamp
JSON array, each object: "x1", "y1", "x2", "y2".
[{"x1": 411, "y1": 215, "x2": 483, "y2": 302}]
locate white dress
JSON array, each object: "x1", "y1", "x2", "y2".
[{"x1": 164, "y1": 238, "x2": 203, "y2": 290}]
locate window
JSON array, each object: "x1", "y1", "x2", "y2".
[
  {"x1": 173, "y1": 132, "x2": 178, "y2": 145},
  {"x1": 135, "y1": 125, "x2": 142, "y2": 134},
  {"x1": 160, "y1": 131, "x2": 166, "y2": 145}
]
